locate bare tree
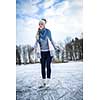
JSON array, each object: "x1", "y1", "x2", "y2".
[{"x1": 16, "y1": 45, "x2": 21, "y2": 65}]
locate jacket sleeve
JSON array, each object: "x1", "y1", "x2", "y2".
[
  {"x1": 47, "y1": 30, "x2": 56, "y2": 50},
  {"x1": 33, "y1": 40, "x2": 38, "y2": 49}
]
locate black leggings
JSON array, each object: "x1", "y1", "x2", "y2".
[{"x1": 40, "y1": 51, "x2": 52, "y2": 79}]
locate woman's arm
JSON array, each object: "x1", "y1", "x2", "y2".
[
  {"x1": 33, "y1": 40, "x2": 38, "y2": 49},
  {"x1": 47, "y1": 30, "x2": 57, "y2": 50},
  {"x1": 31, "y1": 40, "x2": 38, "y2": 53}
]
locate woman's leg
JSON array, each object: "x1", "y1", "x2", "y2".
[
  {"x1": 46, "y1": 55, "x2": 52, "y2": 79},
  {"x1": 40, "y1": 53, "x2": 46, "y2": 79}
]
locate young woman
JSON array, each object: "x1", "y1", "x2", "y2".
[{"x1": 32, "y1": 19, "x2": 58, "y2": 88}]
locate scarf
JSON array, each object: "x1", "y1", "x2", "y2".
[{"x1": 39, "y1": 28, "x2": 47, "y2": 40}]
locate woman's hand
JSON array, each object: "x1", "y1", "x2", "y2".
[
  {"x1": 30, "y1": 47, "x2": 34, "y2": 53},
  {"x1": 55, "y1": 47, "x2": 60, "y2": 54}
]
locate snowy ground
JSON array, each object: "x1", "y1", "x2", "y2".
[{"x1": 16, "y1": 61, "x2": 83, "y2": 100}]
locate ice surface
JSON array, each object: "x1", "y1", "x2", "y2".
[{"x1": 16, "y1": 61, "x2": 83, "y2": 100}]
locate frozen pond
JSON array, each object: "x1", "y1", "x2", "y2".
[{"x1": 16, "y1": 61, "x2": 83, "y2": 100}]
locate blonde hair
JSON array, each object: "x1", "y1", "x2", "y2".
[{"x1": 35, "y1": 31, "x2": 39, "y2": 40}]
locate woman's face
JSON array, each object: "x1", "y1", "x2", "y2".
[{"x1": 39, "y1": 22, "x2": 45, "y2": 29}]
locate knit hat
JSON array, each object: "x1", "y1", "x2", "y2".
[{"x1": 39, "y1": 19, "x2": 47, "y2": 25}]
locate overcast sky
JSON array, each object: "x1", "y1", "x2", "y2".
[{"x1": 16, "y1": 0, "x2": 82, "y2": 46}]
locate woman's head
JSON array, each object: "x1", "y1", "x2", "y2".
[{"x1": 39, "y1": 19, "x2": 47, "y2": 29}]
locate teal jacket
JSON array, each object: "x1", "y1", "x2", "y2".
[{"x1": 33, "y1": 28, "x2": 56, "y2": 52}]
